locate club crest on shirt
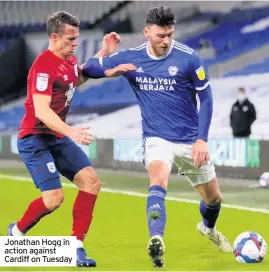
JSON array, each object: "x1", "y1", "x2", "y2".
[
  {"x1": 36, "y1": 73, "x2": 49, "y2": 91},
  {"x1": 168, "y1": 66, "x2": 178, "y2": 76},
  {"x1": 47, "y1": 162, "x2": 56, "y2": 173},
  {"x1": 195, "y1": 66, "x2": 206, "y2": 80},
  {"x1": 74, "y1": 64, "x2": 78, "y2": 77}
]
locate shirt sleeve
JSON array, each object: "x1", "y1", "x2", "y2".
[
  {"x1": 98, "y1": 50, "x2": 127, "y2": 69},
  {"x1": 189, "y1": 51, "x2": 210, "y2": 91},
  {"x1": 31, "y1": 62, "x2": 53, "y2": 96}
]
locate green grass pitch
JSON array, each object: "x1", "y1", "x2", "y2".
[{"x1": 0, "y1": 170, "x2": 268, "y2": 271}]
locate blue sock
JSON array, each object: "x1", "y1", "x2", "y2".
[
  {"x1": 147, "y1": 185, "x2": 167, "y2": 237},
  {"x1": 199, "y1": 200, "x2": 221, "y2": 228}
]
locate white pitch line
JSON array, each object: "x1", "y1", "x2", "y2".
[{"x1": 1, "y1": 174, "x2": 269, "y2": 214}]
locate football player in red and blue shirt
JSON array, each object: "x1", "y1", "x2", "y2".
[{"x1": 8, "y1": 11, "x2": 136, "y2": 267}]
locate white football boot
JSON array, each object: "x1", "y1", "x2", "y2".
[
  {"x1": 147, "y1": 235, "x2": 165, "y2": 267},
  {"x1": 197, "y1": 221, "x2": 233, "y2": 253}
]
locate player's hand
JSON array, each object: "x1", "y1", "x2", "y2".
[
  {"x1": 101, "y1": 32, "x2": 121, "y2": 56},
  {"x1": 105, "y1": 64, "x2": 137, "y2": 77},
  {"x1": 69, "y1": 126, "x2": 94, "y2": 145},
  {"x1": 191, "y1": 139, "x2": 210, "y2": 168}
]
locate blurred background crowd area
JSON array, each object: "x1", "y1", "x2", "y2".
[{"x1": 0, "y1": 0, "x2": 269, "y2": 141}]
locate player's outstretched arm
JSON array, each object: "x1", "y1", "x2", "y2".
[
  {"x1": 79, "y1": 60, "x2": 136, "y2": 86},
  {"x1": 104, "y1": 63, "x2": 137, "y2": 77},
  {"x1": 33, "y1": 94, "x2": 94, "y2": 145}
]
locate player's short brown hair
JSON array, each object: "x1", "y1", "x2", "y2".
[{"x1": 47, "y1": 11, "x2": 80, "y2": 36}]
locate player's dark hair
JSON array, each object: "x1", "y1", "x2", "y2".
[
  {"x1": 145, "y1": 6, "x2": 176, "y2": 26},
  {"x1": 47, "y1": 11, "x2": 80, "y2": 36}
]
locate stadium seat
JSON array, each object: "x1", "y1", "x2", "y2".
[
  {"x1": 184, "y1": 5, "x2": 269, "y2": 65},
  {"x1": 224, "y1": 57, "x2": 269, "y2": 77}
]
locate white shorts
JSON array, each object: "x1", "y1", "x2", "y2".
[{"x1": 143, "y1": 137, "x2": 216, "y2": 186}]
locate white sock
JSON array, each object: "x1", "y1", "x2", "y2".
[
  {"x1": 77, "y1": 239, "x2": 83, "y2": 248},
  {"x1": 12, "y1": 224, "x2": 24, "y2": 236},
  {"x1": 201, "y1": 222, "x2": 216, "y2": 234},
  {"x1": 205, "y1": 226, "x2": 216, "y2": 235}
]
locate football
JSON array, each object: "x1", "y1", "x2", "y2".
[
  {"x1": 259, "y1": 172, "x2": 269, "y2": 187},
  {"x1": 233, "y1": 232, "x2": 267, "y2": 263}
]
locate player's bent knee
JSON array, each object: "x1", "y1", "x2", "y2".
[
  {"x1": 45, "y1": 195, "x2": 64, "y2": 211},
  {"x1": 42, "y1": 189, "x2": 64, "y2": 211},
  {"x1": 74, "y1": 167, "x2": 102, "y2": 194},
  {"x1": 81, "y1": 176, "x2": 102, "y2": 194},
  {"x1": 206, "y1": 194, "x2": 223, "y2": 206}
]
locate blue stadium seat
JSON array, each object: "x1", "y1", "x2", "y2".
[
  {"x1": 184, "y1": 5, "x2": 269, "y2": 65},
  {"x1": 69, "y1": 77, "x2": 137, "y2": 109},
  {"x1": 224, "y1": 56, "x2": 269, "y2": 77}
]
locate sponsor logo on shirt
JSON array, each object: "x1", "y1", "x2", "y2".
[
  {"x1": 36, "y1": 73, "x2": 49, "y2": 91},
  {"x1": 136, "y1": 67, "x2": 144, "y2": 73},
  {"x1": 136, "y1": 77, "x2": 176, "y2": 91},
  {"x1": 65, "y1": 83, "x2": 75, "y2": 106},
  {"x1": 195, "y1": 66, "x2": 206, "y2": 80},
  {"x1": 74, "y1": 64, "x2": 78, "y2": 77}
]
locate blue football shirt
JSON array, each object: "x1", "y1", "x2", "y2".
[{"x1": 99, "y1": 40, "x2": 210, "y2": 143}]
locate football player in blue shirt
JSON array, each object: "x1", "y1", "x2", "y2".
[{"x1": 83, "y1": 6, "x2": 232, "y2": 268}]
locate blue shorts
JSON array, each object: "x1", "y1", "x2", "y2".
[{"x1": 17, "y1": 134, "x2": 92, "y2": 192}]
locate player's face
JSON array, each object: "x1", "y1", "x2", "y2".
[
  {"x1": 144, "y1": 24, "x2": 174, "y2": 56},
  {"x1": 53, "y1": 24, "x2": 79, "y2": 58}
]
